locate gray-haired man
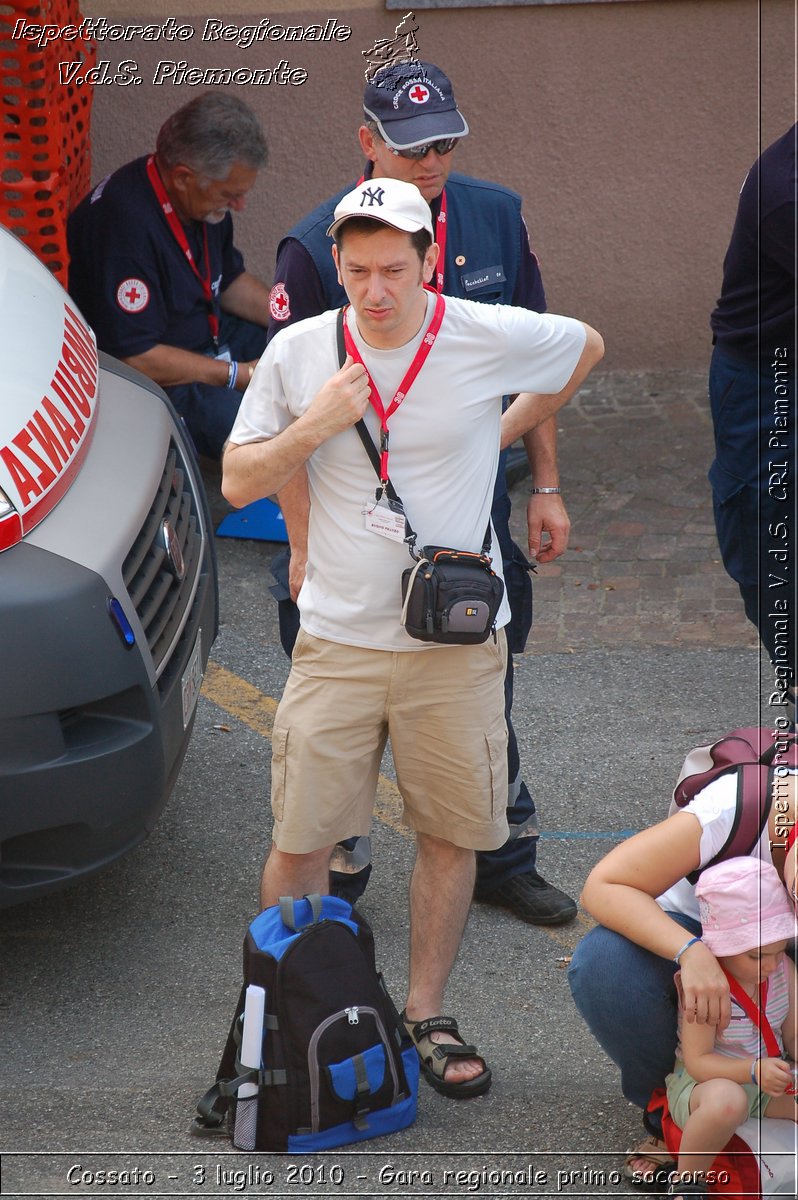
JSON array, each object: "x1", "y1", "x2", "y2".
[{"x1": 68, "y1": 93, "x2": 271, "y2": 459}]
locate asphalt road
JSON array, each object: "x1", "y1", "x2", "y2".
[{"x1": 0, "y1": 450, "x2": 769, "y2": 1199}]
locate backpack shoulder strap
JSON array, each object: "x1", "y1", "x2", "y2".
[
  {"x1": 686, "y1": 761, "x2": 774, "y2": 884},
  {"x1": 192, "y1": 990, "x2": 284, "y2": 1135},
  {"x1": 727, "y1": 762, "x2": 776, "y2": 859},
  {"x1": 673, "y1": 728, "x2": 768, "y2": 807}
]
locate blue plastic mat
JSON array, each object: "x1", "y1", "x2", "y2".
[{"x1": 216, "y1": 497, "x2": 288, "y2": 542}]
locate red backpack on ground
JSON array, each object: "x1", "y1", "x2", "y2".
[{"x1": 647, "y1": 1091, "x2": 763, "y2": 1197}]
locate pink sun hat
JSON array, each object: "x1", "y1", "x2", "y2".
[{"x1": 695, "y1": 857, "x2": 797, "y2": 956}]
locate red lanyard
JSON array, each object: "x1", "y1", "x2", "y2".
[
  {"x1": 722, "y1": 968, "x2": 781, "y2": 1058},
  {"x1": 432, "y1": 189, "x2": 447, "y2": 293},
  {"x1": 146, "y1": 155, "x2": 219, "y2": 346},
  {"x1": 342, "y1": 292, "x2": 445, "y2": 484}
]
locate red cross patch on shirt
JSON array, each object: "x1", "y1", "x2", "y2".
[
  {"x1": 269, "y1": 282, "x2": 291, "y2": 322},
  {"x1": 116, "y1": 278, "x2": 150, "y2": 313}
]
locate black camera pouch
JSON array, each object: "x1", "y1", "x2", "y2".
[{"x1": 401, "y1": 546, "x2": 504, "y2": 645}]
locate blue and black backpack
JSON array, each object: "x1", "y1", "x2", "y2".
[{"x1": 193, "y1": 895, "x2": 419, "y2": 1152}]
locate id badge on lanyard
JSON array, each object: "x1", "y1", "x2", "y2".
[{"x1": 363, "y1": 495, "x2": 406, "y2": 543}]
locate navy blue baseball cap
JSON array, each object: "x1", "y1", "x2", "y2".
[{"x1": 363, "y1": 61, "x2": 469, "y2": 150}]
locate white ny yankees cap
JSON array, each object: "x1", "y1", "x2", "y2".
[{"x1": 326, "y1": 178, "x2": 434, "y2": 240}]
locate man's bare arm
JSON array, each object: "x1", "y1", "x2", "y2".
[
  {"x1": 220, "y1": 270, "x2": 272, "y2": 327},
  {"x1": 500, "y1": 324, "x2": 604, "y2": 447},
  {"x1": 276, "y1": 471, "x2": 311, "y2": 601},
  {"x1": 222, "y1": 355, "x2": 370, "y2": 508},
  {"x1": 522, "y1": 419, "x2": 571, "y2": 562},
  {"x1": 123, "y1": 343, "x2": 256, "y2": 391}
]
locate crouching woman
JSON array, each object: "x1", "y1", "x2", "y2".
[{"x1": 568, "y1": 756, "x2": 797, "y2": 1186}]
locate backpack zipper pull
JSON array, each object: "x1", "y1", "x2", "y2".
[{"x1": 345, "y1": 1006, "x2": 359, "y2": 1025}]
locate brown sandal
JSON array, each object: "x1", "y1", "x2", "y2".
[
  {"x1": 401, "y1": 1011, "x2": 492, "y2": 1099},
  {"x1": 622, "y1": 1135, "x2": 676, "y2": 1187}
]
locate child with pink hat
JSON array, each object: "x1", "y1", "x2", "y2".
[{"x1": 665, "y1": 856, "x2": 798, "y2": 1197}]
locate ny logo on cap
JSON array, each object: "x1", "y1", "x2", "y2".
[{"x1": 360, "y1": 185, "x2": 386, "y2": 208}]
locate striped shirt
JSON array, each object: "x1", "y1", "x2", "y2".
[{"x1": 676, "y1": 957, "x2": 790, "y2": 1060}]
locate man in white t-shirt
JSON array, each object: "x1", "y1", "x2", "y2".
[{"x1": 222, "y1": 178, "x2": 603, "y2": 1097}]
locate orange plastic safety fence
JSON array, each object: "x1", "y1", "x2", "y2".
[{"x1": 0, "y1": 2, "x2": 94, "y2": 283}]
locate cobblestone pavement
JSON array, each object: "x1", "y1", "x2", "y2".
[{"x1": 512, "y1": 369, "x2": 760, "y2": 655}]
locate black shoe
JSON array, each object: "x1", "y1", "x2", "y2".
[
  {"x1": 477, "y1": 870, "x2": 578, "y2": 925},
  {"x1": 329, "y1": 868, "x2": 370, "y2": 906}
]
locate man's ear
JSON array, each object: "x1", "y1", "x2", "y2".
[
  {"x1": 332, "y1": 242, "x2": 343, "y2": 286},
  {"x1": 358, "y1": 125, "x2": 378, "y2": 162},
  {"x1": 168, "y1": 164, "x2": 194, "y2": 198},
  {"x1": 422, "y1": 241, "x2": 440, "y2": 285}
]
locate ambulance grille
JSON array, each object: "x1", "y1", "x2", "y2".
[{"x1": 122, "y1": 440, "x2": 203, "y2": 682}]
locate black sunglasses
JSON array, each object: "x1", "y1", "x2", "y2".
[{"x1": 388, "y1": 137, "x2": 460, "y2": 160}]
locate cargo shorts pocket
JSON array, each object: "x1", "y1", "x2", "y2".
[
  {"x1": 486, "y1": 729, "x2": 508, "y2": 822},
  {"x1": 270, "y1": 727, "x2": 288, "y2": 823}
]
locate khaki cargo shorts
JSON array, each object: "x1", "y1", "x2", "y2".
[{"x1": 269, "y1": 630, "x2": 509, "y2": 854}]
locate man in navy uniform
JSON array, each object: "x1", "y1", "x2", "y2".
[
  {"x1": 267, "y1": 60, "x2": 578, "y2": 926},
  {"x1": 709, "y1": 124, "x2": 796, "y2": 716},
  {"x1": 68, "y1": 93, "x2": 271, "y2": 460}
]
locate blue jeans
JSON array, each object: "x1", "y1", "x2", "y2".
[
  {"x1": 709, "y1": 345, "x2": 796, "y2": 687},
  {"x1": 567, "y1": 914, "x2": 701, "y2": 1111}
]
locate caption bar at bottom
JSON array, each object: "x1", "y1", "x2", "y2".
[{"x1": 0, "y1": 1150, "x2": 723, "y2": 1197}]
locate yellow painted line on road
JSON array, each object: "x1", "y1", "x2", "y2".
[
  {"x1": 201, "y1": 660, "x2": 406, "y2": 834},
  {"x1": 202, "y1": 660, "x2": 278, "y2": 735},
  {"x1": 201, "y1": 660, "x2": 595, "y2": 945}
]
